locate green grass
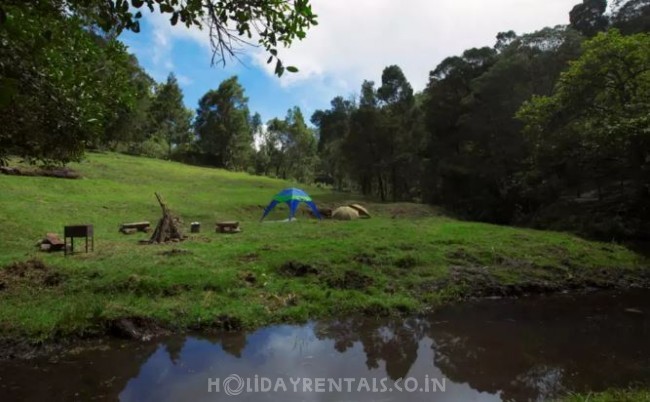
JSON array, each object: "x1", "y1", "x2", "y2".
[
  {"x1": 557, "y1": 388, "x2": 650, "y2": 402},
  {"x1": 0, "y1": 152, "x2": 648, "y2": 342}
]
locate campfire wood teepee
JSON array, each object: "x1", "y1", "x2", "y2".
[{"x1": 148, "y1": 192, "x2": 185, "y2": 243}]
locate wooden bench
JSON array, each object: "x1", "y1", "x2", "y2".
[
  {"x1": 119, "y1": 221, "x2": 151, "y2": 234},
  {"x1": 216, "y1": 221, "x2": 241, "y2": 233}
]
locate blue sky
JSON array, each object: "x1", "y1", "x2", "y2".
[{"x1": 119, "y1": 0, "x2": 578, "y2": 125}]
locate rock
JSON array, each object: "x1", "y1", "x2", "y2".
[{"x1": 40, "y1": 243, "x2": 52, "y2": 252}]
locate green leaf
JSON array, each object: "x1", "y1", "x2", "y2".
[
  {"x1": 171, "y1": 12, "x2": 179, "y2": 25},
  {"x1": 160, "y1": 4, "x2": 174, "y2": 13},
  {"x1": 286, "y1": 66, "x2": 299, "y2": 73},
  {"x1": 131, "y1": 0, "x2": 144, "y2": 7}
]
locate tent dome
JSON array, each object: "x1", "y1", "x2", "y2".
[
  {"x1": 332, "y1": 206, "x2": 360, "y2": 221},
  {"x1": 348, "y1": 203, "x2": 371, "y2": 218},
  {"x1": 260, "y1": 188, "x2": 321, "y2": 221}
]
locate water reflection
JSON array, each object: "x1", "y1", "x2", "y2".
[{"x1": 0, "y1": 291, "x2": 648, "y2": 402}]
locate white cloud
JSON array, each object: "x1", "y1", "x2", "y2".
[
  {"x1": 175, "y1": 74, "x2": 194, "y2": 86},
  {"x1": 250, "y1": 0, "x2": 579, "y2": 92}
]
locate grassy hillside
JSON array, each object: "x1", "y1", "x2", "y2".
[{"x1": 0, "y1": 153, "x2": 648, "y2": 343}]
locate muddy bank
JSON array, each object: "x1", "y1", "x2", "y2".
[{"x1": 2, "y1": 270, "x2": 649, "y2": 362}]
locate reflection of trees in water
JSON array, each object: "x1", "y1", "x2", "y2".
[
  {"x1": 312, "y1": 294, "x2": 650, "y2": 401},
  {"x1": 0, "y1": 341, "x2": 161, "y2": 402},
  {"x1": 198, "y1": 332, "x2": 247, "y2": 358},
  {"x1": 426, "y1": 295, "x2": 650, "y2": 401},
  {"x1": 314, "y1": 317, "x2": 427, "y2": 381}
]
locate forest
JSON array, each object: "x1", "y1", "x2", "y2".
[{"x1": 1, "y1": 0, "x2": 649, "y2": 240}]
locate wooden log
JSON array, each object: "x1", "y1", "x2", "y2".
[
  {"x1": 216, "y1": 221, "x2": 240, "y2": 233},
  {"x1": 119, "y1": 221, "x2": 151, "y2": 233}
]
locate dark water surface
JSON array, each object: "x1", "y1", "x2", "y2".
[{"x1": 1, "y1": 291, "x2": 648, "y2": 401}]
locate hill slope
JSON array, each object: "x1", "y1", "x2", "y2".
[{"x1": 0, "y1": 153, "x2": 648, "y2": 343}]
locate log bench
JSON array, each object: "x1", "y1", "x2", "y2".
[
  {"x1": 119, "y1": 221, "x2": 151, "y2": 234},
  {"x1": 216, "y1": 221, "x2": 241, "y2": 233}
]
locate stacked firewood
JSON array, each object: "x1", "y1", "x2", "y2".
[{"x1": 147, "y1": 193, "x2": 186, "y2": 244}]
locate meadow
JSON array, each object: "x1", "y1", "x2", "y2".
[{"x1": 0, "y1": 153, "x2": 648, "y2": 343}]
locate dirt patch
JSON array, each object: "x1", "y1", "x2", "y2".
[
  {"x1": 160, "y1": 248, "x2": 192, "y2": 257},
  {"x1": 326, "y1": 270, "x2": 374, "y2": 290},
  {"x1": 239, "y1": 271, "x2": 257, "y2": 285},
  {"x1": 162, "y1": 284, "x2": 191, "y2": 297},
  {"x1": 213, "y1": 315, "x2": 243, "y2": 331},
  {"x1": 446, "y1": 248, "x2": 484, "y2": 266},
  {"x1": 353, "y1": 253, "x2": 378, "y2": 266},
  {"x1": 239, "y1": 252, "x2": 259, "y2": 262},
  {"x1": 0, "y1": 259, "x2": 66, "y2": 291},
  {"x1": 107, "y1": 317, "x2": 163, "y2": 341},
  {"x1": 362, "y1": 303, "x2": 391, "y2": 317},
  {"x1": 394, "y1": 256, "x2": 418, "y2": 269},
  {"x1": 420, "y1": 265, "x2": 650, "y2": 299},
  {"x1": 278, "y1": 261, "x2": 319, "y2": 277}
]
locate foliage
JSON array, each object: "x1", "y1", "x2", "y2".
[
  {"x1": 262, "y1": 107, "x2": 318, "y2": 182},
  {"x1": 518, "y1": 30, "x2": 650, "y2": 237},
  {"x1": 195, "y1": 76, "x2": 254, "y2": 170},
  {"x1": 570, "y1": 0, "x2": 609, "y2": 36},
  {"x1": 148, "y1": 74, "x2": 194, "y2": 158},
  {"x1": 0, "y1": 4, "x2": 141, "y2": 165},
  {"x1": 0, "y1": 0, "x2": 318, "y2": 76}
]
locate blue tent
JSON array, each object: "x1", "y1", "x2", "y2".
[{"x1": 261, "y1": 188, "x2": 322, "y2": 221}]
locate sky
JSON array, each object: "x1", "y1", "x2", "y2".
[{"x1": 119, "y1": 0, "x2": 579, "y2": 124}]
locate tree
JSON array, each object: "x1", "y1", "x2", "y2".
[
  {"x1": 101, "y1": 54, "x2": 156, "y2": 148},
  {"x1": 345, "y1": 80, "x2": 385, "y2": 198},
  {"x1": 148, "y1": 73, "x2": 193, "y2": 157},
  {"x1": 266, "y1": 107, "x2": 317, "y2": 182},
  {"x1": 0, "y1": 0, "x2": 318, "y2": 76},
  {"x1": 311, "y1": 96, "x2": 355, "y2": 189},
  {"x1": 0, "y1": 4, "x2": 140, "y2": 165},
  {"x1": 517, "y1": 30, "x2": 650, "y2": 236},
  {"x1": 195, "y1": 76, "x2": 253, "y2": 170},
  {"x1": 569, "y1": 0, "x2": 609, "y2": 37},
  {"x1": 611, "y1": 0, "x2": 650, "y2": 34},
  {"x1": 377, "y1": 65, "x2": 421, "y2": 201}
]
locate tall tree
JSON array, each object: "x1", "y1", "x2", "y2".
[
  {"x1": 311, "y1": 96, "x2": 355, "y2": 189},
  {"x1": 266, "y1": 107, "x2": 317, "y2": 182},
  {"x1": 148, "y1": 73, "x2": 193, "y2": 157},
  {"x1": 377, "y1": 65, "x2": 421, "y2": 201},
  {"x1": 345, "y1": 81, "x2": 385, "y2": 198},
  {"x1": 569, "y1": 0, "x2": 609, "y2": 37},
  {"x1": 195, "y1": 76, "x2": 253, "y2": 170}
]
